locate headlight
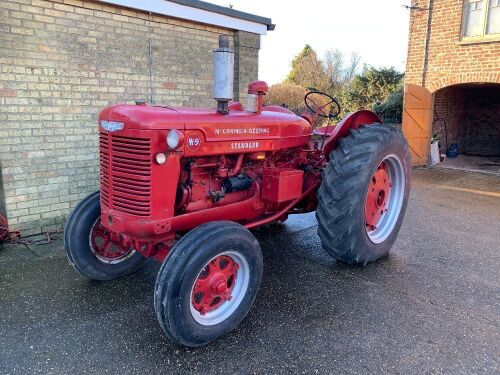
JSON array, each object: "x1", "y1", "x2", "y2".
[{"x1": 167, "y1": 130, "x2": 181, "y2": 149}]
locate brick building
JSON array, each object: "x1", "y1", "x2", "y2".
[
  {"x1": 0, "y1": 0, "x2": 273, "y2": 235},
  {"x1": 402, "y1": 0, "x2": 500, "y2": 166}
]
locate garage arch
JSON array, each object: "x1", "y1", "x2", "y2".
[{"x1": 432, "y1": 82, "x2": 500, "y2": 160}]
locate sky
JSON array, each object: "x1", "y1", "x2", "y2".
[{"x1": 210, "y1": 0, "x2": 411, "y2": 85}]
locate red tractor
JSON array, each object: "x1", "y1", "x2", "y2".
[{"x1": 64, "y1": 36, "x2": 411, "y2": 347}]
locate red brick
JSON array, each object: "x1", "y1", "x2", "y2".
[
  {"x1": 162, "y1": 82, "x2": 177, "y2": 89},
  {"x1": 0, "y1": 89, "x2": 17, "y2": 97}
]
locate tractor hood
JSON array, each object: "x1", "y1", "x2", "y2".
[
  {"x1": 98, "y1": 104, "x2": 312, "y2": 141},
  {"x1": 99, "y1": 104, "x2": 183, "y2": 131}
]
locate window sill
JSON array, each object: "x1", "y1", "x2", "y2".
[{"x1": 458, "y1": 35, "x2": 500, "y2": 45}]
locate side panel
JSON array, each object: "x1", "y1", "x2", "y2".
[
  {"x1": 402, "y1": 84, "x2": 433, "y2": 166},
  {"x1": 183, "y1": 131, "x2": 311, "y2": 156},
  {"x1": 183, "y1": 111, "x2": 311, "y2": 156}
]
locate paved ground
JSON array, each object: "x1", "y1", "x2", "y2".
[
  {"x1": 1, "y1": 168, "x2": 499, "y2": 375},
  {"x1": 438, "y1": 154, "x2": 500, "y2": 176}
]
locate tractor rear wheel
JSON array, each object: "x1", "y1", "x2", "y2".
[
  {"x1": 316, "y1": 124, "x2": 411, "y2": 265},
  {"x1": 64, "y1": 192, "x2": 146, "y2": 280},
  {"x1": 154, "y1": 221, "x2": 263, "y2": 347}
]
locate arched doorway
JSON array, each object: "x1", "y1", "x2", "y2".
[{"x1": 432, "y1": 83, "x2": 500, "y2": 173}]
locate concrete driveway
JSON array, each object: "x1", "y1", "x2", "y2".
[{"x1": 1, "y1": 168, "x2": 499, "y2": 374}]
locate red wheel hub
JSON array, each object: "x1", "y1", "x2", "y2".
[
  {"x1": 91, "y1": 220, "x2": 131, "y2": 262},
  {"x1": 191, "y1": 255, "x2": 239, "y2": 315},
  {"x1": 0, "y1": 214, "x2": 9, "y2": 243},
  {"x1": 365, "y1": 162, "x2": 391, "y2": 230}
]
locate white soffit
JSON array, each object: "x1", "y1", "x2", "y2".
[{"x1": 100, "y1": 0, "x2": 269, "y2": 35}]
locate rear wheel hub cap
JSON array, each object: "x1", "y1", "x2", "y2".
[
  {"x1": 364, "y1": 154, "x2": 406, "y2": 244},
  {"x1": 365, "y1": 162, "x2": 391, "y2": 230}
]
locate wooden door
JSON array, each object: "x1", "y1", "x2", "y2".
[{"x1": 402, "y1": 84, "x2": 433, "y2": 166}]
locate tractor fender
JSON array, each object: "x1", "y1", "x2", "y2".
[{"x1": 314, "y1": 110, "x2": 383, "y2": 160}]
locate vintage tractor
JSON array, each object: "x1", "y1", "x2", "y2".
[{"x1": 64, "y1": 36, "x2": 411, "y2": 347}]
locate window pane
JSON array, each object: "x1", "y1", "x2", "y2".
[
  {"x1": 487, "y1": 0, "x2": 500, "y2": 34},
  {"x1": 463, "y1": 0, "x2": 486, "y2": 36}
]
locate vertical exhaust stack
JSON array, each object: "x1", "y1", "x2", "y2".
[{"x1": 213, "y1": 35, "x2": 234, "y2": 114}]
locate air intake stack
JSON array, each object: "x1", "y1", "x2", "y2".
[{"x1": 213, "y1": 35, "x2": 234, "y2": 114}]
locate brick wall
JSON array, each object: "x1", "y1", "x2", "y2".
[
  {"x1": 405, "y1": 0, "x2": 500, "y2": 91},
  {"x1": 0, "y1": 0, "x2": 260, "y2": 235},
  {"x1": 234, "y1": 30, "x2": 260, "y2": 105},
  {"x1": 463, "y1": 85, "x2": 500, "y2": 156},
  {"x1": 433, "y1": 86, "x2": 465, "y2": 150}
]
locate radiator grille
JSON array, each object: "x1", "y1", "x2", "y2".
[
  {"x1": 99, "y1": 133, "x2": 152, "y2": 216},
  {"x1": 99, "y1": 132, "x2": 111, "y2": 209}
]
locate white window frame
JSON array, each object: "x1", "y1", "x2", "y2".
[{"x1": 461, "y1": 0, "x2": 500, "y2": 42}]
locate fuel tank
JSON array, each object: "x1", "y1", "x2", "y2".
[{"x1": 99, "y1": 104, "x2": 312, "y2": 156}]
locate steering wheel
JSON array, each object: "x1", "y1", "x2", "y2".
[{"x1": 304, "y1": 91, "x2": 341, "y2": 118}]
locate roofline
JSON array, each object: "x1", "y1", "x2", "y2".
[
  {"x1": 169, "y1": 0, "x2": 275, "y2": 30},
  {"x1": 99, "y1": 0, "x2": 274, "y2": 34}
]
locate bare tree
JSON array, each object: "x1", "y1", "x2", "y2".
[
  {"x1": 344, "y1": 52, "x2": 361, "y2": 82},
  {"x1": 324, "y1": 49, "x2": 344, "y2": 88},
  {"x1": 324, "y1": 49, "x2": 361, "y2": 89}
]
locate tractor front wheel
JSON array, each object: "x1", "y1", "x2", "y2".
[
  {"x1": 64, "y1": 192, "x2": 146, "y2": 280},
  {"x1": 154, "y1": 221, "x2": 263, "y2": 347},
  {"x1": 316, "y1": 124, "x2": 411, "y2": 265}
]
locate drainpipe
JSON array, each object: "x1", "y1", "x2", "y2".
[
  {"x1": 422, "y1": 0, "x2": 434, "y2": 88},
  {"x1": 0, "y1": 163, "x2": 5, "y2": 220}
]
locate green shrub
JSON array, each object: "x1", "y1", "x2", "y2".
[{"x1": 373, "y1": 86, "x2": 403, "y2": 124}]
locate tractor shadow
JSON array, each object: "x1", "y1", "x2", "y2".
[{"x1": 133, "y1": 214, "x2": 401, "y2": 360}]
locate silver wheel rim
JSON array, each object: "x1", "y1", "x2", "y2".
[
  {"x1": 189, "y1": 251, "x2": 250, "y2": 326},
  {"x1": 365, "y1": 154, "x2": 405, "y2": 244}
]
